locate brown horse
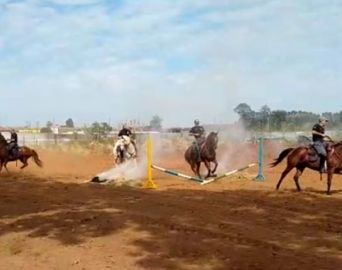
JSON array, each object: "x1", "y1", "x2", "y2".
[
  {"x1": 0, "y1": 135, "x2": 43, "y2": 173},
  {"x1": 271, "y1": 142, "x2": 342, "y2": 195},
  {"x1": 0, "y1": 133, "x2": 9, "y2": 172},
  {"x1": 185, "y1": 132, "x2": 219, "y2": 179}
]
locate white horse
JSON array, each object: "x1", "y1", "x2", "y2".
[{"x1": 113, "y1": 136, "x2": 137, "y2": 164}]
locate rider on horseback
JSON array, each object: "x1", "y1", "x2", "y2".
[
  {"x1": 8, "y1": 129, "x2": 19, "y2": 159},
  {"x1": 312, "y1": 117, "x2": 330, "y2": 173},
  {"x1": 114, "y1": 125, "x2": 137, "y2": 161},
  {"x1": 189, "y1": 120, "x2": 205, "y2": 162},
  {"x1": 118, "y1": 124, "x2": 132, "y2": 143}
]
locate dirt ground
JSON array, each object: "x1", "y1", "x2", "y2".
[{"x1": 0, "y1": 142, "x2": 341, "y2": 270}]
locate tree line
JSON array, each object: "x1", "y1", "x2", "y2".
[{"x1": 234, "y1": 103, "x2": 342, "y2": 131}]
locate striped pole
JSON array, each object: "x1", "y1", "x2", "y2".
[
  {"x1": 152, "y1": 165, "x2": 204, "y2": 183},
  {"x1": 200, "y1": 163, "x2": 256, "y2": 185}
]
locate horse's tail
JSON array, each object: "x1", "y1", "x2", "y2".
[
  {"x1": 269, "y1": 148, "x2": 294, "y2": 167},
  {"x1": 32, "y1": 150, "x2": 43, "y2": 168}
]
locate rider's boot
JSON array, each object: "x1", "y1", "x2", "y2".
[
  {"x1": 195, "y1": 142, "x2": 201, "y2": 163},
  {"x1": 319, "y1": 155, "x2": 327, "y2": 180}
]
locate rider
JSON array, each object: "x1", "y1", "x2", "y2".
[
  {"x1": 118, "y1": 124, "x2": 132, "y2": 143},
  {"x1": 8, "y1": 129, "x2": 19, "y2": 158},
  {"x1": 189, "y1": 119, "x2": 205, "y2": 162},
  {"x1": 312, "y1": 117, "x2": 330, "y2": 173},
  {"x1": 114, "y1": 124, "x2": 133, "y2": 158}
]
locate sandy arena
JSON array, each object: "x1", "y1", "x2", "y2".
[{"x1": 0, "y1": 142, "x2": 341, "y2": 270}]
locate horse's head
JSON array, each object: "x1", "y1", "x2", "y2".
[
  {"x1": 206, "y1": 131, "x2": 219, "y2": 149},
  {"x1": 331, "y1": 141, "x2": 342, "y2": 152},
  {"x1": 0, "y1": 133, "x2": 7, "y2": 146}
]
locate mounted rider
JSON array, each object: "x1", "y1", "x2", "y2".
[
  {"x1": 312, "y1": 117, "x2": 331, "y2": 173},
  {"x1": 8, "y1": 129, "x2": 19, "y2": 159},
  {"x1": 114, "y1": 124, "x2": 137, "y2": 160},
  {"x1": 189, "y1": 120, "x2": 205, "y2": 161},
  {"x1": 118, "y1": 124, "x2": 132, "y2": 144}
]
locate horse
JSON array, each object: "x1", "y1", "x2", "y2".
[
  {"x1": 0, "y1": 134, "x2": 43, "y2": 173},
  {"x1": 113, "y1": 140, "x2": 137, "y2": 165},
  {"x1": 0, "y1": 134, "x2": 9, "y2": 172},
  {"x1": 185, "y1": 132, "x2": 219, "y2": 179},
  {"x1": 271, "y1": 141, "x2": 342, "y2": 195}
]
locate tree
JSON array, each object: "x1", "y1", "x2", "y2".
[
  {"x1": 270, "y1": 110, "x2": 287, "y2": 130},
  {"x1": 65, "y1": 118, "x2": 74, "y2": 128},
  {"x1": 234, "y1": 103, "x2": 255, "y2": 129},
  {"x1": 89, "y1": 122, "x2": 112, "y2": 138},
  {"x1": 150, "y1": 115, "x2": 162, "y2": 130},
  {"x1": 234, "y1": 103, "x2": 252, "y2": 116},
  {"x1": 260, "y1": 105, "x2": 271, "y2": 130}
]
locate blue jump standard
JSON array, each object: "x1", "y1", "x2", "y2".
[{"x1": 255, "y1": 137, "x2": 265, "y2": 181}]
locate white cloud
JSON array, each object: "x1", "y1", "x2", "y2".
[
  {"x1": 49, "y1": 0, "x2": 102, "y2": 5},
  {"x1": 0, "y1": 0, "x2": 341, "y2": 126}
]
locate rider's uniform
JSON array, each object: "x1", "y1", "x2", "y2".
[
  {"x1": 312, "y1": 122, "x2": 327, "y2": 173},
  {"x1": 9, "y1": 131, "x2": 19, "y2": 158},
  {"x1": 189, "y1": 125, "x2": 205, "y2": 161}
]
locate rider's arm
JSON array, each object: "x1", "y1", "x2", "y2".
[
  {"x1": 189, "y1": 127, "x2": 196, "y2": 136},
  {"x1": 312, "y1": 130, "x2": 325, "y2": 137}
]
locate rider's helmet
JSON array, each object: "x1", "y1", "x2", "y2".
[
  {"x1": 194, "y1": 119, "x2": 200, "y2": 126},
  {"x1": 319, "y1": 116, "x2": 329, "y2": 124}
]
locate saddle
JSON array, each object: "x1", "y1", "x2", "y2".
[
  {"x1": 307, "y1": 145, "x2": 319, "y2": 162},
  {"x1": 7, "y1": 144, "x2": 21, "y2": 159},
  {"x1": 307, "y1": 143, "x2": 331, "y2": 162}
]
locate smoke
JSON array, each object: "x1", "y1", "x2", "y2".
[{"x1": 93, "y1": 159, "x2": 146, "y2": 183}]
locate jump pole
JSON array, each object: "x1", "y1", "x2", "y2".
[
  {"x1": 151, "y1": 164, "x2": 204, "y2": 183},
  {"x1": 143, "y1": 136, "x2": 157, "y2": 189},
  {"x1": 255, "y1": 137, "x2": 265, "y2": 181},
  {"x1": 200, "y1": 163, "x2": 256, "y2": 185}
]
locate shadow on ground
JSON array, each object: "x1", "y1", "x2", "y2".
[{"x1": 0, "y1": 172, "x2": 341, "y2": 270}]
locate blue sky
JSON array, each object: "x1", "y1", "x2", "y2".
[{"x1": 0, "y1": 0, "x2": 341, "y2": 127}]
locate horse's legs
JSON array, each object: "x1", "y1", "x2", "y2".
[
  {"x1": 203, "y1": 160, "x2": 211, "y2": 178},
  {"x1": 189, "y1": 162, "x2": 198, "y2": 177},
  {"x1": 327, "y1": 169, "x2": 334, "y2": 195},
  {"x1": 211, "y1": 159, "x2": 218, "y2": 175},
  {"x1": 276, "y1": 164, "x2": 294, "y2": 190},
  {"x1": 293, "y1": 166, "x2": 305, "y2": 192},
  {"x1": 4, "y1": 161, "x2": 9, "y2": 173},
  {"x1": 20, "y1": 157, "x2": 28, "y2": 169},
  {"x1": 195, "y1": 162, "x2": 202, "y2": 179}
]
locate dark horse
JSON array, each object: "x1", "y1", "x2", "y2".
[
  {"x1": 271, "y1": 142, "x2": 342, "y2": 195},
  {"x1": 185, "y1": 132, "x2": 219, "y2": 179},
  {"x1": 0, "y1": 134, "x2": 43, "y2": 173}
]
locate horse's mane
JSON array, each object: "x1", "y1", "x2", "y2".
[
  {"x1": 205, "y1": 132, "x2": 218, "y2": 148},
  {"x1": 333, "y1": 141, "x2": 342, "y2": 148},
  {"x1": 0, "y1": 134, "x2": 7, "y2": 144},
  {"x1": 207, "y1": 131, "x2": 216, "y2": 138}
]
